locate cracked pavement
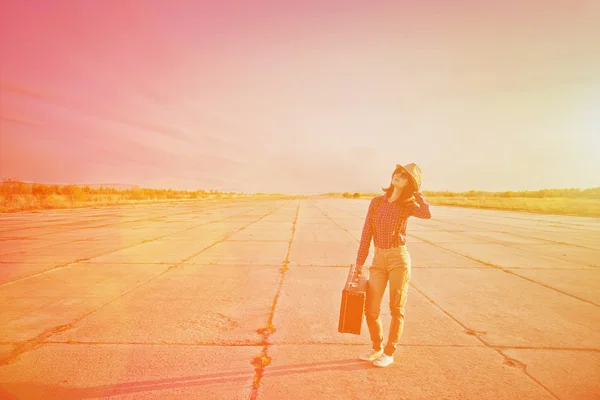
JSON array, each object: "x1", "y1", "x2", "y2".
[{"x1": 1, "y1": 198, "x2": 599, "y2": 399}]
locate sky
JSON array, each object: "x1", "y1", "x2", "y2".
[{"x1": 1, "y1": 0, "x2": 599, "y2": 194}]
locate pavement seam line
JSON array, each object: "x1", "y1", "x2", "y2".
[
  {"x1": 481, "y1": 239, "x2": 598, "y2": 269},
  {"x1": 0, "y1": 270, "x2": 175, "y2": 366},
  {"x1": 0, "y1": 203, "x2": 197, "y2": 238},
  {"x1": 428, "y1": 215, "x2": 599, "y2": 251},
  {"x1": 499, "y1": 269, "x2": 600, "y2": 307},
  {"x1": 409, "y1": 283, "x2": 562, "y2": 400},
  {"x1": 0, "y1": 198, "x2": 253, "y2": 246},
  {"x1": 0, "y1": 201, "x2": 243, "y2": 270},
  {"x1": 0, "y1": 231, "x2": 122, "y2": 257},
  {"x1": 0, "y1": 198, "x2": 255, "y2": 251},
  {"x1": 306, "y1": 199, "x2": 360, "y2": 242},
  {"x1": 422, "y1": 221, "x2": 599, "y2": 269},
  {"x1": 426, "y1": 206, "x2": 599, "y2": 233},
  {"x1": 410, "y1": 233, "x2": 600, "y2": 308},
  {"x1": 0, "y1": 201, "x2": 275, "y2": 286},
  {"x1": 0, "y1": 198, "x2": 243, "y2": 236},
  {"x1": 470, "y1": 213, "x2": 599, "y2": 233},
  {"x1": 248, "y1": 199, "x2": 301, "y2": 400},
  {"x1": 0, "y1": 201, "x2": 289, "y2": 365}
]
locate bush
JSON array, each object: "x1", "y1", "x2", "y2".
[
  {"x1": 44, "y1": 193, "x2": 66, "y2": 208},
  {"x1": 60, "y1": 185, "x2": 85, "y2": 201},
  {"x1": 0, "y1": 179, "x2": 31, "y2": 196},
  {"x1": 127, "y1": 189, "x2": 146, "y2": 200},
  {"x1": 32, "y1": 184, "x2": 56, "y2": 198},
  {"x1": 194, "y1": 190, "x2": 208, "y2": 199}
]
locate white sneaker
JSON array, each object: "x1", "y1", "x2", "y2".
[
  {"x1": 359, "y1": 349, "x2": 383, "y2": 361},
  {"x1": 373, "y1": 353, "x2": 394, "y2": 367}
]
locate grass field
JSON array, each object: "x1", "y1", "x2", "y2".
[
  {"x1": 5, "y1": 194, "x2": 595, "y2": 217},
  {"x1": 424, "y1": 196, "x2": 600, "y2": 218},
  {"x1": 0, "y1": 192, "x2": 290, "y2": 213}
]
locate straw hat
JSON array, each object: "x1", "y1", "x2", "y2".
[{"x1": 394, "y1": 163, "x2": 423, "y2": 190}]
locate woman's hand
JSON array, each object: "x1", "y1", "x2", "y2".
[{"x1": 355, "y1": 264, "x2": 363, "y2": 276}]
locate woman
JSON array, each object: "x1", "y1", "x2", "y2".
[{"x1": 355, "y1": 163, "x2": 431, "y2": 367}]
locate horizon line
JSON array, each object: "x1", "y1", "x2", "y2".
[{"x1": 1, "y1": 178, "x2": 598, "y2": 195}]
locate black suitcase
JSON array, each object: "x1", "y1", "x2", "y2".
[{"x1": 338, "y1": 266, "x2": 369, "y2": 335}]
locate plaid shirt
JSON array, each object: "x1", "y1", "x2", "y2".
[{"x1": 356, "y1": 191, "x2": 431, "y2": 267}]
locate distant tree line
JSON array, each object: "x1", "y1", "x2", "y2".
[
  {"x1": 421, "y1": 187, "x2": 600, "y2": 199},
  {"x1": 0, "y1": 179, "x2": 238, "y2": 201},
  {"x1": 3, "y1": 179, "x2": 599, "y2": 200},
  {"x1": 335, "y1": 187, "x2": 600, "y2": 199}
]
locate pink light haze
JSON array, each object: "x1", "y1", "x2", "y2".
[{"x1": 1, "y1": 1, "x2": 599, "y2": 194}]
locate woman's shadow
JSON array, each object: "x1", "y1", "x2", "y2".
[{"x1": 0, "y1": 358, "x2": 372, "y2": 399}]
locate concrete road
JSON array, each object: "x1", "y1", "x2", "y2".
[{"x1": 0, "y1": 197, "x2": 599, "y2": 399}]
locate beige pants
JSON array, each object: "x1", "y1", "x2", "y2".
[{"x1": 365, "y1": 245, "x2": 411, "y2": 356}]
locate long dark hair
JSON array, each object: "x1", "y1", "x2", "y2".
[{"x1": 382, "y1": 169, "x2": 417, "y2": 204}]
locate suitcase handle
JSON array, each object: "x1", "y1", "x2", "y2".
[{"x1": 345, "y1": 266, "x2": 365, "y2": 289}]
